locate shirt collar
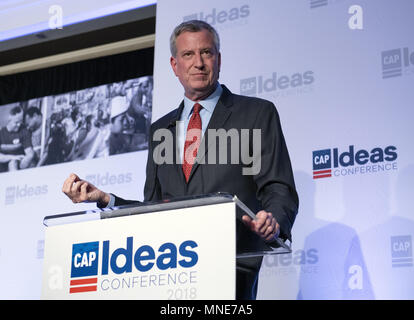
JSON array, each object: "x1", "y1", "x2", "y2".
[{"x1": 183, "y1": 83, "x2": 223, "y2": 120}]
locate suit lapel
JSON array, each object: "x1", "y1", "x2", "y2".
[{"x1": 165, "y1": 102, "x2": 186, "y2": 183}]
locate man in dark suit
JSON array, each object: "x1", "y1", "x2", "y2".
[{"x1": 63, "y1": 20, "x2": 298, "y2": 299}]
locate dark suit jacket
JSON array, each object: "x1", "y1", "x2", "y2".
[{"x1": 112, "y1": 84, "x2": 299, "y2": 297}]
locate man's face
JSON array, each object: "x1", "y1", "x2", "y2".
[
  {"x1": 25, "y1": 114, "x2": 41, "y2": 131},
  {"x1": 8, "y1": 112, "x2": 24, "y2": 132},
  {"x1": 111, "y1": 113, "x2": 135, "y2": 134},
  {"x1": 170, "y1": 29, "x2": 221, "y2": 100},
  {"x1": 111, "y1": 114, "x2": 124, "y2": 133},
  {"x1": 122, "y1": 113, "x2": 136, "y2": 134}
]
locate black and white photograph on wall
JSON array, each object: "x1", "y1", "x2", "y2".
[
  {"x1": 0, "y1": 75, "x2": 153, "y2": 173},
  {"x1": 108, "y1": 76, "x2": 152, "y2": 156}
]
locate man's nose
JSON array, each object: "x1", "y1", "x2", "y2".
[{"x1": 193, "y1": 52, "x2": 204, "y2": 68}]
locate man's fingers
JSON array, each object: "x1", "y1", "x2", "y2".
[
  {"x1": 70, "y1": 182, "x2": 86, "y2": 203},
  {"x1": 243, "y1": 211, "x2": 280, "y2": 241},
  {"x1": 80, "y1": 182, "x2": 89, "y2": 201},
  {"x1": 265, "y1": 222, "x2": 280, "y2": 241},
  {"x1": 258, "y1": 216, "x2": 273, "y2": 234},
  {"x1": 256, "y1": 212, "x2": 273, "y2": 234},
  {"x1": 251, "y1": 211, "x2": 280, "y2": 241},
  {"x1": 265, "y1": 230, "x2": 275, "y2": 241},
  {"x1": 253, "y1": 211, "x2": 267, "y2": 230},
  {"x1": 62, "y1": 173, "x2": 79, "y2": 193},
  {"x1": 70, "y1": 180, "x2": 82, "y2": 194},
  {"x1": 263, "y1": 219, "x2": 276, "y2": 238},
  {"x1": 62, "y1": 177, "x2": 72, "y2": 193},
  {"x1": 242, "y1": 215, "x2": 254, "y2": 229},
  {"x1": 242, "y1": 215, "x2": 252, "y2": 224},
  {"x1": 62, "y1": 173, "x2": 93, "y2": 204},
  {"x1": 242, "y1": 215, "x2": 251, "y2": 222}
]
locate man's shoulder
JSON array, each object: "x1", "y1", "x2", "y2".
[
  {"x1": 234, "y1": 92, "x2": 274, "y2": 106},
  {"x1": 0, "y1": 127, "x2": 14, "y2": 140},
  {"x1": 222, "y1": 85, "x2": 276, "y2": 113},
  {"x1": 229, "y1": 91, "x2": 279, "y2": 119},
  {"x1": 150, "y1": 107, "x2": 181, "y2": 131}
]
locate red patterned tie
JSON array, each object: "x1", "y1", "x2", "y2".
[{"x1": 183, "y1": 103, "x2": 202, "y2": 182}]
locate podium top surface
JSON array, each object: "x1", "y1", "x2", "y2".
[
  {"x1": 43, "y1": 192, "x2": 291, "y2": 256},
  {"x1": 44, "y1": 192, "x2": 236, "y2": 226}
]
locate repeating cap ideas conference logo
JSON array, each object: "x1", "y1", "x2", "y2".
[
  {"x1": 4, "y1": 184, "x2": 48, "y2": 205},
  {"x1": 312, "y1": 145, "x2": 398, "y2": 179},
  {"x1": 70, "y1": 241, "x2": 99, "y2": 293},
  {"x1": 309, "y1": 0, "x2": 328, "y2": 9},
  {"x1": 183, "y1": 4, "x2": 250, "y2": 26},
  {"x1": 382, "y1": 47, "x2": 414, "y2": 79},
  {"x1": 69, "y1": 237, "x2": 199, "y2": 294},
  {"x1": 85, "y1": 172, "x2": 132, "y2": 188},
  {"x1": 312, "y1": 149, "x2": 332, "y2": 179},
  {"x1": 240, "y1": 70, "x2": 314, "y2": 97},
  {"x1": 391, "y1": 235, "x2": 412, "y2": 268}
]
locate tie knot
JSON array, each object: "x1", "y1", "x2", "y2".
[{"x1": 193, "y1": 103, "x2": 202, "y2": 114}]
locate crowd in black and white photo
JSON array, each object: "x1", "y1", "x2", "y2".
[{"x1": 0, "y1": 76, "x2": 152, "y2": 173}]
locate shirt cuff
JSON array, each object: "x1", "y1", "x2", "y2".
[
  {"x1": 107, "y1": 193, "x2": 116, "y2": 208},
  {"x1": 98, "y1": 193, "x2": 115, "y2": 209}
]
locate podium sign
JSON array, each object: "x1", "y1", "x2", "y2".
[{"x1": 41, "y1": 202, "x2": 236, "y2": 299}]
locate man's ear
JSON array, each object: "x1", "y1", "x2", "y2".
[{"x1": 170, "y1": 56, "x2": 178, "y2": 76}]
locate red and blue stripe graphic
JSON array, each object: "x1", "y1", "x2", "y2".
[
  {"x1": 69, "y1": 277, "x2": 98, "y2": 294},
  {"x1": 313, "y1": 169, "x2": 332, "y2": 179},
  {"x1": 70, "y1": 241, "x2": 100, "y2": 294}
]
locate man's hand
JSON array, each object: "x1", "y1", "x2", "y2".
[
  {"x1": 62, "y1": 173, "x2": 110, "y2": 206},
  {"x1": 242, "y1": 210, "x2": 280, "y2": 242}
]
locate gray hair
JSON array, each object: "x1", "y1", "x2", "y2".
[{"x1": 170, "y1": 20, "x2": 220, "y2": 57}]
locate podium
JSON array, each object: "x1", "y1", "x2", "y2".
[{"x1": 41, "y1": 193, "x2": 291, "y2": 300}]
